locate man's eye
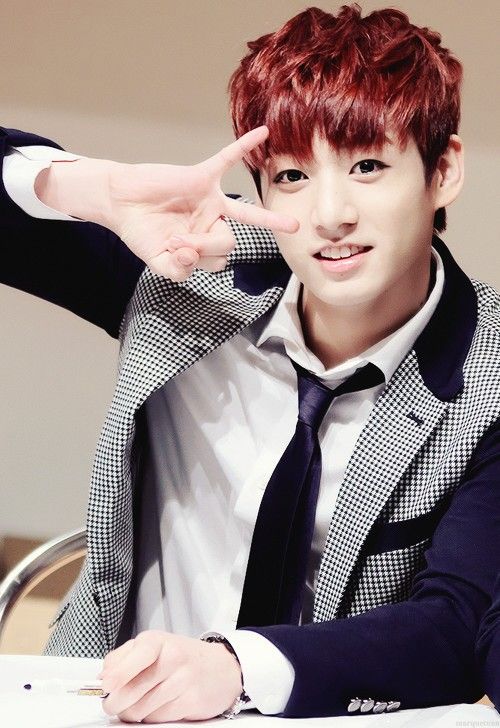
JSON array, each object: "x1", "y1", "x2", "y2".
[
  {"x1": 351, "y1": 159, "x2": 387, "y2": 175},
  {"x1": 274, "y1": 169, "x2": 307, "y2": 184}
]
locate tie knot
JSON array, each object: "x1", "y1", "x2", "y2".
[
  {"x1": 294, "y1": 361, "x2": 385, "y2": 432},
  {"x1": 295, "y1": 367, "x2": 336, "y2": 431}
]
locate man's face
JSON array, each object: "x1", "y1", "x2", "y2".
[{"x1": 261, "y1": 132, "x2": 441, "y2": 320}]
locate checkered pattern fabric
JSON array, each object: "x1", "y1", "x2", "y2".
[
  {"x1": 338, "y1": 537, "x2": 430, "y2": 618},
  {"x1": 314, "y1": 281, "x2": 500, "y2": 622},
  {"x1": 44, "y1": 221, "x2": 500, "y2": 657}
]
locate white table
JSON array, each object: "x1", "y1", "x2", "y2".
[{"x1": 0, "y1": 655, "x2": 498, "y2": 728}]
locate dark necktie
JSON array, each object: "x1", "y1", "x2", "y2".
[{"x1": 236, "y1": 361, "x2": 385, "y2": 628}]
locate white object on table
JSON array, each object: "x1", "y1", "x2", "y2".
[{"x1": 0, "y1": 655, "x2": 498, "y2": 728}]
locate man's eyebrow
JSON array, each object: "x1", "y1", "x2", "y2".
[
  {"x1": 356, "y1": 135, "x2": 394, "y2": 151},
  {"x1": 269, "y1": 153, "x2": 302, "y2": 163},
  {"x1": 266, "y1": 154, "x2": 303, "y2": 172}
]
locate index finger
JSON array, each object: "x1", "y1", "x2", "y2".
[
  {"x1": 203, "y1": 126, "x2": 269, "y2": 178},
  {"x1": 223, "y1": 196, "x2": 299, "y2": 234}
]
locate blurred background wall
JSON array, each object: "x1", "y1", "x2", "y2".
[{"x1": 1, "y1": 0, "x2": 499, "y2": 541}]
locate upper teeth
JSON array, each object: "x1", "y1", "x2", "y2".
[{"x1": 320, "y1": 245, "x2": 361, "y2": 259}]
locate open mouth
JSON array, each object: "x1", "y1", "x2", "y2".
[{"x1": 314, "y1": 245, "x2": 371, "y2": 261}]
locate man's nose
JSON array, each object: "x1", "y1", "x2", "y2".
[{"x1": 311, "y1": 183, "x2": 358, "y2": 237}]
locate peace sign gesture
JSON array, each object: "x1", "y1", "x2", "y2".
[
  {"x1": 36, "y1": 126, "x2": 297, "y2": 281},
  {"x1": 103, "y1": 126, "x2": 298, "y2": 280}
]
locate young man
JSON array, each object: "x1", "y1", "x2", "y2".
[{"x1": 1, "y1": 4, "x2": 499, "y2": 722}]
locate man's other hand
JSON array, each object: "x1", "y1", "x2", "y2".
[
  {"x1": 35, "y1": 126, "x2": 298, "y2": 281},
  {"x1": 100, "y1": 630, "x2": 243, "y2": 723}
]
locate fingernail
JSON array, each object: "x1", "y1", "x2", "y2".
[{"x1": 178, "y1": 252, "x2": 195, "y2": 266}]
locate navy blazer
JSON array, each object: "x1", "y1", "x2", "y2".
[{"x1": 1, "y1": 126, "x2": 499, "y2": 717}]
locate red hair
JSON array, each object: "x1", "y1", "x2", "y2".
[{"x1": 229, "y1": 4, "x2": 462, "y2": 232}]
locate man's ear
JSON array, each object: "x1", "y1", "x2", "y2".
[{"x1": 433, "y1": 134, "x2": 464, "y2": 209}]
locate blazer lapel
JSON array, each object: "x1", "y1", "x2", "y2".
[
  {"x1": 118, "y1": 263, "x2": 289, "y2": 410},
  {"x1": 313, "y1": 351, "x2": 449, "y2": 622},
  {"x1": 89, "y1": 259, "x2": 289, "y2": 647}
]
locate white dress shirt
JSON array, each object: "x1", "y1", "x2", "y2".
[
  {"x1": 3, "y1": 146, "x2": 81, "y2": 220},
  {"x1": 3, "y1": 146, "x2": 444, "y2": 714}
]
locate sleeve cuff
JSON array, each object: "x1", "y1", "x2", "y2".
[
  {"x1": 218, "y1": 629, "x2": 295, "y2": 715},
  {"x1": 3, "y1": 145, "x2": 83, "y2": 221}
]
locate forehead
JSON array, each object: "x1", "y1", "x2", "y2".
[{"x1": 264, "y1": 130, "x2": 416, "y2": 166}]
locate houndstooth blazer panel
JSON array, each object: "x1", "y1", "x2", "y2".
[
  {"x1": 314, "y1": 279, "x2": 500, "y2": 621},
  {"x1": 45, "y1": 227, "x2": 500, "y2": 658},
  {"x1": 337, "y1": 536, "x2": 431, "y2": 618},
  {"x1": 56, "y1": 220, "x2": 286, "y2": 655}
]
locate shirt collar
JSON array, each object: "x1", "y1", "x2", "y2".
[{"x1": 256, "y1": 249, "x2": 445, "y2": 386}]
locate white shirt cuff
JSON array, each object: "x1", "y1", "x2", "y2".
[
  {"x1": 3, "y1": 145, "x2": 82, "y2": 221},
  {"x1": 222, "y1": 629, "x2": 295, "y2": 715}
]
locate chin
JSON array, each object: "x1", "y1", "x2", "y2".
[{"x1": 306, "y1": 281, "x2": 378, "y2": 310}]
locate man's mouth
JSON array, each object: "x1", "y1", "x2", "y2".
[{"x1": 314, "y1": 245, "x2": 371, "y2": 260}]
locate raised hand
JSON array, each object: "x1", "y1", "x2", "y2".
[{"x1": 37, "y1": 126, "x2": 298, "y2": 281}]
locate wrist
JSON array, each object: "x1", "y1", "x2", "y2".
[
  {"x1": 34, "y1": 157, "x2": 123, "y2": 230},
  {"x1": 212, "y1": 642, "x2": 244, "y2": 695},
  {"x1": 202, "y1": 634, "x2": 250, "y2": 719}
]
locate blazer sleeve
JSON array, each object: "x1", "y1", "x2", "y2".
[
  {"x1": 246, "y1": 419, "x2": 500, "y2": 718},
  {"x1": 0, "y1": 127, "x2": 144, "y2": 338}
]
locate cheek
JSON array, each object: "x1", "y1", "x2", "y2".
[
  {"x1": 274, "y1": 233, "x2": 299, "y2": 264},
  {"x1": 372, "y1": 188, "x2": 434, "y2": 242}
]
